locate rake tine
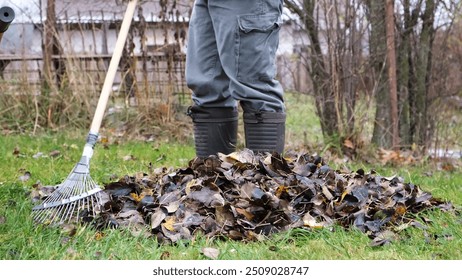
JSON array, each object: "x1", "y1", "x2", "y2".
[
  {"x1": 34, "y1": 205, "x2": 49, "y2": 224},
  {"x1": 61, "y1": 202, "x2": 74, "y2": 224},
  {"x1": 76, "y1": 195, "x2": 83, "y2": 222},
  {"x1": 48, "y1": 205, "x2": 61, "y2": 225}
]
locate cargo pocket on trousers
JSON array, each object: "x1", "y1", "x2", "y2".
[{"x1": 236, "y1": 13, "x2": 282, "y2": 83}]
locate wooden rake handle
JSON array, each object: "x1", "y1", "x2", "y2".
[{"x1": 90, "y1": 0, "x2": 138, "y2": 134}]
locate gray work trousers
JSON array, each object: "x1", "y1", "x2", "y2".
[{"x1": 185, "y1": 0, "x2": 285, "y2": 113}]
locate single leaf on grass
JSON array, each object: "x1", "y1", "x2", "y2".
[
  {"x1": 123, "y1": 155, "x2": 136, "y2": 161},
  {"x1": 18, "y1": 171, "x2": 31, "y2": 182},
  {"x1": 32, "y1": 152, "x2": 44, "y2": 159},
  {"x1": 60, "y1": 223, "x2": 77, "y2": 236},
  {"x1": 201, "y1": 247, "x2": 220, "y2": 260},
  {"x1": 94, "y1": 232, "x2": 105, "y2": 241},
  {"x1": 160, "y1": 251, "x2": 171, "y2": 260},
  {"x1": 370, "y1": 230, "x2": 397, "y2": 247},
  {"x1": 49, "y1": 150, "x2": 61, "y2": 158}
]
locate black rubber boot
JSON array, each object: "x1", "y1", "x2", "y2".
[
  {"x1": 187, "y1": 106, "x2": 238, "y2": 157},
  {"x1": 243, "y1": 111, "x2": 286, "y2": 154}
]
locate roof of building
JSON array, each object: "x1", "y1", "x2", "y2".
[{"x1": 3, "y1": 0, "x2": 192, "y2": 23}]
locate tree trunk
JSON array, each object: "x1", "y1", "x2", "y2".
[
  {"x1": 305, "y1": 1, "x2": 338, "y2": 139},
  {"x1": 42, "y1": 0, "x2": 66, "y2": 90},
  {"x1": 368, "y1": 0, "x2": 392, "y2": 148},
  {"x1": 396, "y1": 0, "x2": 413, "y2": 147},
  {"x1": 343, "y1": 1, "x2": 359, "y2": 137},
  {"x1": 42, "y1": 0, "x2": 56, "y2": 91},
  {"x1": 285, "y1": 0, "x2": 339, "y2": 140},
  {"x1": 413, "y1": 0, "x2": 436, "y2": 146},
  {"x1": 385, "y1": 0, "x2": 400, "y2": 149}
]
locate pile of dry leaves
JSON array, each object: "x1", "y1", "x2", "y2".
[
  {"x1": 71, "y1": 149, "x2": 451, "y2": 245},
  {"x1": 30, "y1": 149, "x2": 454, "y2": 245}
]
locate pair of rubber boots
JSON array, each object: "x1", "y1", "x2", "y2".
[{"x1": 187, "y1": 106, "x2": 285, "y2": 157}]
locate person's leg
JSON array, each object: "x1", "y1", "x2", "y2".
[
  {"x1": 209, "y1": 0, "x2": 286, "y2": 153},
  {"x1": 185, "y1": 0, "x2": 238, "y2": 157}
]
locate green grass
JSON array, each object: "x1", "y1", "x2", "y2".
[
  {"x1": 0, "y1": 132, "x2": 461, "y2": 260},
  {"x1": 285, "y1": 93, "x2": 323, "y2": 148},
  {"x1": 0, "y1": 93, "x2": 461, "y2": 260}
]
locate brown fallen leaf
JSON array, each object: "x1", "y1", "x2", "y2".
[
  {"x1": 123, "y1": 155, "x2": 136, "y2": 161},
  {"x1": 13, "y1": 146, "x2": 20, "y2": 156},
  {"x1": 49, "y1": 150, "x2": 61, "y2": 158},
  {"x1": 32, "y1": 152, "x2": 45, "y2": 159},
  {"x1": 235, "y1": 207, "x2": 254, "y2": 221},
  {"x1": 162, "y1": 216, "x2": 177, "y2": 232},
  {"x1": 151, "y1": 209, "x2": 167, "y2": 230},
  {"x1": 302, "y1": 212, "x2": 325, "y2": 229},
  {"x1": 201, "y1": 247, "x2": 220, "y2": 260},
  {"x1": 343, "y1": 139, "x2": 355, "y2": 149},
  {"x1": 160, "y1": 251, "x2": 171, "y2": 260},
  {"x1": 94, "y1": 231, "x2": 105, "y2": 241},
  {"x1": 60, "y1": 223, "x2": 77, "y2": 237},
  {"x1": 18, "y1": 171, "x2": 31, "y2": 182}
]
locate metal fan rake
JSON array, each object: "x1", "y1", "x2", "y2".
[
  {"x1": 31, "y1": 148, "x2": 103, "y2": 224},
  {"x1": 31, "y1": 0, "x2": 138, "y2": 225}
]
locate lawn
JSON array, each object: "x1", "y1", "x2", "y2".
[{"x1": 0, "y1": 94, "x2": 461, "y2": 260}]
